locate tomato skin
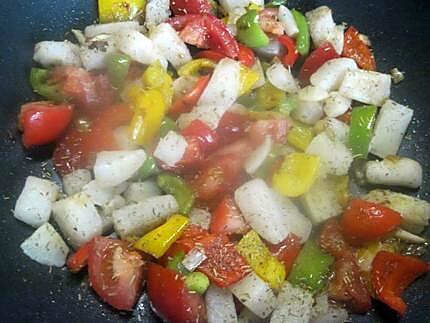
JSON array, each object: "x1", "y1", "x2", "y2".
[
  {"x1": 342, "y1": 26, "x2": 376, "y2": 71},
  {"x1": 341, "y1": 199, "x2": 402, "y2": 246},
  {"x1": 210, "y1": 195, "x2": 249, "y2": 235},
  {"x1": 147, "y1": 263, "x2": 207, "y2": 322},
  {"x1": 299, "y1": 42, "x2": 339, "y2": 84},
  {"x1": 248, "y1": 118, "x2": 289, "y2": 146},
  {"x1": 171, "y1": 0, "x2": 212, "y2": 15},
  {"x1": 180, "y1": 136, "x2": 205, "y2": 166},
  {"x1": 182, "y1": 119, "x2": 220, "y2": 153},
  {"x1": 217, "y1": 111, "x2": 251, "y2": 142},
  {"x1": 196, "y1": 45, "x2": 255, "y2": 67},
  {"x1": 278, "y1": 35, "x2": 299, "y2": 67},
  {"x1": 371, "y1": 251, "x2": 429, "y2": 315},
  {"x1": 88, "y1": 237, "x2": 144, "y2": 311},
  {"x1": 67, "y1": 239, "x2": 93, "y2": 273},
  {"x1": 267, "y1": 233, "x2": 301, "y2": 275},
  {"x1": 20, "y1": 102, "x2": 73, "y2": 148}
]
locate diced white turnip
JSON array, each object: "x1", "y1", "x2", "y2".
[
  {"x1": 93, "y1": 149, "x2": 147, "y2": 187},
  {"x1": 230, "y1": 272, "x2": 277, "y2": 319},
  {"x1": 114, "y1": 29, "x2": 167, "y2": 69},
  {"x1": 365, "y1": 156, "x2": 422, "y2": 189},
  {"x1": 310, "y1": 293, "x2": 348, "y2": 323},
  {"x1": 124, "y1": 181, "x2": 161, "y2": 204},
  {"x1": 84, "y1": 21, "x2": 141, "y2": 38},
  {"x1": 328, "y1": 25, "x2": 345, "y2": 55},
  {"x1": 266, "y1": 62, "x2": 299, "y2": 93},
  {"x1": 79, "y1": 38, "x2": 116, "y2": 70},
  {"x1": 99, "y1": 195, "x2": 126, "y2": 233},
  {"x1": 112, "y1": 195, "x2": 178, "y2": 238},
  {"x1": 301, "y1": 178, "x2": 343, "y2": 225},
  {"x1": 270, "y1": 282, "x2": 313, "y2": 323},
  {"x1": 323, "y1": 92, "x2": 351, "y2": 117},
  {"x1": 20, "y1": 223, "x2": 69, "y2": 267},
  {"x1": 278, "y1": 5, "x2": 299, "y2": 37},
  {"x1": 206, "y1": 285, "x2": 238, "y2": 323},
  {"x1": 82, "y1": 180, "x2": 118, "y2": 207},
  {"x1": 176, "y1": 104, "x2": 228, "y2": 130},
  {"x1": 314, "y1": 117, "x2": 349, "y2": 143},
  {"x1": 370, "y1": 99, "x2": 414, "y2": 158},
  {"x1": 298, "y1": 85, "x2": 329, "y2": 102},
  {"x1": 291, "y1": 100, "x2": 324, "y2": 125},
  {"x1": 188, "y1": 208, "x2": 211, "y2": 230},
  {"x1": 245, "y1": 136, "x2": 272, "y2": 175},
  {"x1": 339, "y1": 70, "x2": 391, "y2": 106},
  {"x1": 310, "y1": 58, "x2": 358, "y2": 92},
  {"x1": 62, "y1": 169, "x2": 92, "y2": 196},
  {"x1": 14, "y1": 176, "x2": 59, "y2": 228},
  {"x1": 150, "y1": 23, "x2": 192, "y2": 68},
  {"x1": 153, "y1": 131, "x2": 188, "y2": 167},
  {"x1": 219, "y1": 0, "x2": 252, "y2": 13},
  {"x1": 365, "y1": 189, "x2": 430, "y2": 234},
  {"x1": 52, "y1": 193, "x2": 103, "y2": 248},
  {"x1": 306, "y1": 132, "x2": 353, "y2": 176},
  {"x1": 113, "y1": 126, "x2": 138, "y2": 150},
  {"x1": 305, "y1": 6, "x2": 336, "y2": 47},
  {"x1": 145, "y1": 0, "x2": 171, "y2": 29},
  {"x1": 33, "y1": 41, "x2": 81, "y2": 67}
]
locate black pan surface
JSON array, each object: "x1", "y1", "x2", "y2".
[{"x1": 0, "y1": 0, "x2": 429, "y2": 322}]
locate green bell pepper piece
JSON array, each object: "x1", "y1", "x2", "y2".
[
  {"x1": 157, "y1": 173, "x2": 195, "y2": 214},
  {"x1": 256, "y1": 82, "x2": 287, "y2": 110},
  {"x1": 159, "y1": 117, "x2": 178, "y2": 138},
  {"x1": 349, "y1": 105, "x2": 377, "y2": 157},
  {"x1": 236, "y1": 10, "x2": 270, "y2": 48},
  {"x1": 166, "y1": 250, "x2": 189, "y2": 275},
  {"x1": 107, "y1": 53, "x2": 131, "y2": 89},
  {"x1": 288, "y1": 240, "x2": 333, "y2": 293},
  {"x1": 30, "y1": 68, "x2": 64, "y2": 102},
  {"x1": 139, "y1": 156, "x2": 160, "y2": 180},
  {"x1": 292, "y1": 9, "x2": 310, "y2": 56},
  {"x1": 184, "y1": 272, "x2": 210, "y2": 294}
]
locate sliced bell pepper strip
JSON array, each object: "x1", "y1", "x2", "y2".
[
  {"x1": 343, "y1": 26, "x2": 376, "y2": 71},
  {"x1": 236, "y1": 10, "x2": 270, "y2": 48},
  {"x1": 106, "y1": 53, "x2": 131, "y2": 89},
  {"x1": 278, "y1": 35, "x2": 299, "y2": 67},
  {"x1": 299, "y1": 42, "x2": 339, "y2": 84},
  {"x1": 349, "y1": 105, "x2": 377, "y2": 157},
  {"x1": 288, "y1": 239, "x2": 334, "y2": 293},
  {"x1": 371, "y1": 251, "x2": 429, "y2": 315},
  {"x1": 157, "y1": 173, "x2": 195, "y2": 214},
  {"x1": 239, "y1": 65, "x2": 259, "y2": 96},
  {"x1": 30, "y1": 68, "x2": 64, "y2": 102},
  {"x1": 98, "y1": 0, "x2": 146, "y2": 23},
  {"x1": 159, "y1": 116, "x2": 178, "y2": 138},
  {"x1": 197, "y1": 44, "x2": 256, "y2": 67},
  {"x1": 142, "y1": 60, "x2": 174, "y2": 106},
  {"x1": 134, "y1": 214, "x2": 189, "y2": 258},
  {"x1": 256, "y1": 82, "x2": 287, "y2": 110},
  {"x1": 138, "y1": 156, "x2": 160, "y2": 180},
  {"x1": 196, "y1": 50, "x2": 226, "y2": 62},
  {"x1": 291, "y1": 9, "x2": 310, "y2": 56},
  {"x1": 177, "y1": 58, "x2": 216, "y2": 77}
]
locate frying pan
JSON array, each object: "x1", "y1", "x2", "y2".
[{"x1": 0, "y1": 0, "x2": 429, "y2": 322}]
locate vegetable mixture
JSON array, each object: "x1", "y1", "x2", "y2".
[{"x1": 14, "y1": 0, "x2": 429, "y2": 322}]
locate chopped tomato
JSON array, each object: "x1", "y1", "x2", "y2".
[
  {"x1": 210, "y1": 195, "x2": 249, "y2": 235},
  {"x1": 50, "y1": 67, "x2": 114, "y2": 111},
  {"x1": 217, "y1": 111, "x2": 251, "y2": 142},
  {"x1": 341, "y1": 199, "x2": 402, "y2": 246},
  {"x1": 299, "y1": 43, "x2": 339, "y2": 84},
  {"x1": 88, "y1": 237, "x2": 144, "y2": 311},
  {"x1": 179, "y1": 136, "x2": 205, "y2": 167},
  {"x1": 267, "y1": 233, "x2": 302, "y2": 275},
  {"x1": 170, "y1": 0, "x2": 212, "y2": 15},
  {"x1": 182, "y1": 119, "x2": 220, "y2": 153},
  {"x1": 319, "y1": 218, "x2": 354, "y2": 258},
  {"x1": 278, "y1": 35, "x2": 299, "y2": 67},
  {"x1": 371, "y1": 251, "x2": 429, "y2": 315},
  {"x1": 343, "y1": 26, "x2": 376, "y2": 71},
  {"x1": 259, "y1": 8, "x2": 284, "y2": 36},
  {"x1": 19, "y1": 101, "x2": 73, "y2": 148},
  {"x1": 169, "y1": 75, "x2": 210, "y2": 118},
  {"x1": 248, "y1": 119, "x2": 289, "y2": 146},
  {"x1": 196, "y1": 45, "x2": 255, "y2": 67},
  {"x1": 196, "y1": 49, "x2": 226, "y2": 62},
  {"x1": 67, "y1": 239, "x2": 93, "y2": 273},
  {"x1": 174, "y1": 224, "x2": 213, "y2": 253},
  {"x1": 53, "y1": 103, "x2": 132, "y2": 175}
]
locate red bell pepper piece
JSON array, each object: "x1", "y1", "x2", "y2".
[
  {"x1": 342, "y1": 26, "x2": 376, "y2": 71},
  {"x1": 299, "y1": 42, "x2": 339, "y2": 84},
  {"x1": 371, "y1": 251, "x2": 429, "y2": 315},
  {"x1": 196, "y1": 50, "x2": 226, "y2": 62},
  {"x1": 197, "y1": 44, "x2": 255, "y2": 67},
  {"x1": 19, "y1": 101, "x2": 73, "y2": 148},
  {"x1": 267, "y1": 233, "x2": 302, "y2": 275},
  {"x1": 278, "y1": 35, "x2": 299, "y2": 67},
  {"x1": 182, "y1": 119, "x2": 220, "y2": 153},
  {"x1": 170, "y1": 0, "x2": 212, "y2": 15},
  {"x1": 340, "y1": 199, "x2": 402, "y2": 246},
  {"x1": 210, "y1": 194, "x2": 249, "y2": 235}
]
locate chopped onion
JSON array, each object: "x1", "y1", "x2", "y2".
[
  {"x1": 291, "y1": 100, "x2": 323, "y2": 125},
  {"x1": 305, "y1": 6, "x2": 336, "y2": 48},
  {"x1": 328, "y1": 25, "x2": 345, "y2": 55},
  {"x1": 245, "y1": 136, "x2": 272, "y2": 175},
  {"x1": 323, "y1": 92, "x2": 351, "y2": 117},
  {"x1": 33, "y1": 41, "x2": 81, "y2": 67},
  {"x1": 298, "y1": 85, "x2": 329, "y2": 102},
  {"x1": 99, "y1": 195, "x2": 126, "y2": 233},
  {"x1": 82, "y1": 180, "x2": 126, "y2": 207},
  {"x1": 84, "y1": 21, "x2": 141, "y2": 38},
  {"x1": 153, "y1": 131, "x2": 188, "y2": 167},
  {"x1": 266, "y1": 62, "x2": 299, "y2": 93},
  {"x1": 314, "y1": 117, "x2": 349, "y2": 143},
  {"x1": 310, "y1": 58, "x2": 358, "y2": 92},
  {"x1": 188, "y1": 208, "x2": 211, "y2": 230},
  {"x1": 370, "y1": 99, "x2": 413, "y2": 158},
  {"x1": 124, "y1": 181, "x2": 161, "y2": 204},
  {"x1": 62, "y1": 169, "x2": 92, "y2": 196},
  {"x1": 20, "y1": 223, "x2": 69, "y2": 267},
  {"x1": 14, "y1": 176, "x2": 59, "y2": 228},
  {"x1": 94, "y1": 150, "x2": 146, "y2": 187},
  {"x1": 206, "y1": 285, "x2": 238, "y2": 323},
  {"x1": 177, "y1": 104, "x2": 227, "y2": 130},
  {"x1": 145, "y1": 0, "x2": 171, "y2": 30},
  {"x1": 310, "y1": 293, "x2": 348, "y2": 323},
  {"x1": 278, "y1": 5, "x2": 299, "y2": 37},
  {"x1": 112, "y1": 195, "x2": 179, "y2": 238},
  {"x1": 229, "y1": 272, "x2": 276, "y2": 319},
  {"x1": 173, "y1": 75, "x2": 198, "y2": 99},
  {"x1": 339, "y1": 70, "x2": 391, "y2": 106},
  {"x1": 182, "y1": 247, "x2": 207, "y2": 272}
]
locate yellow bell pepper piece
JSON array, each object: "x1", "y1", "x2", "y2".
[
  {"x1": 272, "y1": 152, "x2": 320, "y2": 197},
  {"x1": 177, "y1": 59, "x2": 216, "y2": 77},
  {"x1": 98, "y1": 0, "x2": 146, "y2": 23},
  {"x1": 121, "y1": 81, "x2": 144, "y2": 106},
  {"x1": 239, "y1": 65, "x2": 259, "y2": 96},
  {"x1": 256, "y1": 82, "x2": 287, "y2": 110},
  {"x1": 142, "y1": 61, "x2": 174, "y2": 106},
  {"x1": 237, "y1": 230, "x2": 286, "y2": 289},
  {"x1": 134, "y1": 214, "x2": 189, "y2": 258},
  {"x1": 287, "y1": 122, "x2": 314, "y2": 151}
]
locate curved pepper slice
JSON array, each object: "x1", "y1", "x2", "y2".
[
  {"x1": 98, "y1": 0, "x2": 146, "y2": 23},
  {"x1": 107, "y1": 53, "x2": 131, "y2": 89},
  {"x1": 157, "y1": 173, "x2": 195, "y2": 214},
  {"x1": 291, "y1": 9, "x2": 310, "y2": 56},
  {"x1": 236, "y1": 10, "x2": 270, "y2": 48},
  {"x1": 177, "y1": 58, "x2": 216, "y2": 77},
  {"x1": 349, "y1": 105, "x2": 377, "y2": 157}
]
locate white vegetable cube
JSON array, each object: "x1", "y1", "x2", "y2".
[
  {"x1": 310, "y1": 58, "x2": 358, "y2": 92},
  {"x1": 230, "y1": 272, "x2": 277, "y2": 319},
  {"x1": 20, "y1": 223, "x2": 70, "y2": 267},
  {"x1": 278, "y1": 5, "x2": 299, "y2": 37},
  {"x1": 145, "y1": 0, "x2": 171, "y2": 29},
  {"x1": 124, "y1": 181, "x2": 161, "y2": 204},
  {"x1": 79, "y1": 39, "x2": 116, "y2": 71},
  {"x1": 82, "y1": 180, "x2": 120, "y2": 207},
  {"x1": 314, "y1": 117, "x2": 349, "y2": 143},
  {"x1": 33, "y1": 41, "x2": 81, "y2": 67},
  {"x1": 291, "y1": 100, "x2": 324, "y2": 125},
  {"x1": 306, "y1": 6, "x2": 337, "y2": 49},
  {"x1": 370, "y1": 99, "x2": 414, "y2": 158},
  {"x1": 298, "y1": 85, "x2": 329, "y2": 102},
  {"x1": 323, "y1": 92, "x2": 352, "y2": 117},
  {"x1": 245, "y1": 136, "x2": 272, "y2": 175},
  {"x1": 62, "y1": 169, "x2": 92, "y2": 196},
  {"x1": 153, "y1": 131, "x2": 188, "y2": 167},
  {"x1": 206, "y1": 285, "x2": 238, "y2": 323},
  {"x1": 52, "y1": 193, "x2": 103, "y2": 248},
  {"x1": 339, "y1": 70, "x2": 391, "y2": 106},
  {"x1": 14, "y1": 176, "x2": 59, "y2": 227},
  {"x1": 266, "y1": 62, "x2": 299, "y2": 93},
  {"x1": 84, "y1": 21, "x2": 141, "y2": 38},
  {"x1": 94, "y1": 149, "x2": 147, "y2": 187},
  {"x1": 188, "y1": 208, "x2": 211, "y2": 230}
]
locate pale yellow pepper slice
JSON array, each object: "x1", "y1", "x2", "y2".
[
  {"x1": 98, "y1": 0, "x2": 146, "y2": 23},
  {"x1": 134, "y1": 214, "x2": 189, "y2": 258},
  {"x1": 142, "y1": 61, "x2": 174, "y2": 106},
  {"x1": 239, "y1": 65, "x2": 259, "y2": 96},
  {"x1": 287, "y1": 122, "x2": 314, "y2": 151},
  {"x1": 177, "y1": 59, "x2": 216, "y2": 77}
]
